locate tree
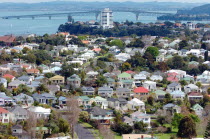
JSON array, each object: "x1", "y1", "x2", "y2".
[
  {"x1": 26, "y1": 112, "x2": 37, "y2": 138},
  {"x1": 179, "y1": 80, "x2": 187, "y2": 86},
  {"x1": 36, "y1": 84, "x2": 49, "y2": 93},
  {"x1": 177, "y1": 116, "x2": 197, "y2": 138},
  {"x1": 22, "y1": 47, "x2": 30, "y2": 54},
  {"x1": 95, "y1": 75, "x2": 107, "y2": 87},
  {"x1": 79, "y1": 111, "x2": 89, "y2": 122},
  {"x1": 98, "y1": 124, "x2": 114, "y2": 139},
  {"x1": 147, "y1": 96, "x2": 154, "y2": 106},
  {"x1": 172, "y1": 113, "x2": 184, "y2": 128},
  {"x1": 164, "y1": 93, "x2": 173, "y2": 104},
  {"x1": 167, "y1": 56, "x2": 184, "y2": 69},
  {"x1": 58, "y1": 118, "x2": 70, "y2": 134},
  {"x1": 66, "y1": 97, "x2": 80, "y2": 138},
  {"x1": 15, "y1": 84, "x2": 31, "y2": 95},
  {"x1": 44, "y1": 73, "x2": 55, "y2": 78},
  {"x1": 145, "y1": 46, "x2": 159, "y2": 57},
  {"x1": 127, "y1": 38, "x2": 145, "y2": 48},
  {"x1": 207, "y1": 87, "x2": 210, "y2": 95},
  {"x1": 109, "y1": 39, "x2": 125, "y2": 50},
  {"x1": 111, "y1": 122, "x2": 133, "y2": 135},
  {"x1": 178, "y1": 40, "x2": 188, "y2": 50},
  {"x1": 121, "y1": 62, "x2": 131, "y2": 71},
  {"x1": 134, "y1": 121, "x2": 148, "y2": 133},
  {"x1": 196, "y1": 82, "x2": 202, "y2": 88}
]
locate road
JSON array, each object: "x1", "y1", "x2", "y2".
[{"x1": 75, "y1": 124, "x2": 95, "y2": 139}]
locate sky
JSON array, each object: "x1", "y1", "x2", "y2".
[{"x1": 0, "y1": 0, "x2": 209, "y2": 3}]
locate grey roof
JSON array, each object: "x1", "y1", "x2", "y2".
[
  {"x1": 98, "y1": 87, "x2": 113, "y2": 91},
  {"x1": 8, "y1": 106, "x2": 28, "y2": 115},
  {"x1": 17, "y1": 75, "x2": 30, "y2": 81},
  {"x1": 13, "y1": 93, "x2": 34, "y2": 101},
  {"x1": 116, "y1": 88, "x2": 131, "y2": 93},
  {"x1": 168, "y1": 82, "x2": 180, "y2": 87},
  {"x1": 32, "y1": 93, "x2": 56, "y2": 100},
  {"x1": 67, "y1": 74, "x2": 81, "y2": 81},
  {"x1": 8, "y1": 80, "x2": 24, "y2": 86},
  {"x1": 0, "y1": 77, "x2": 7, "y2": 83},
  {"x1": 90, "y1": 106, "x2": 108, "y2": 116},
  {"x1": 163, "y1": 103, "x2": 179, "y2": 109},
  {"x1": 107, "y1": 98, "x2": 116, "y2": 102},
  {"x1": 82, "y1": 86, "x2": 95, "y2": 92}
]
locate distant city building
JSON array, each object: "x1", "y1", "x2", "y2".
[{"x1": 100, "y1": 8, "x2": 114, "y2": 29}]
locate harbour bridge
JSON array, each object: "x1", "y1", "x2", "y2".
[{"x1": 1, "y1": 9, "x2": 173, "y2": 21}]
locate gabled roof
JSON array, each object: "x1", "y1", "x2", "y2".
[
  {"x1": 49, "y1": 75, "x2": 64, "y2": 80},
  {"x1": 118, "y1": 72, "x2": 131, "y2": 78},
  {"x1": 192, "y1": 104, "x2": 203, "y2": 110},
  {"x1": 90, "y1": 106, "x2": 109, "y2": 116},
  {"x1": 3, "y1": 74, "x2": 15, "y2": 80},
  {"x1": 168, "y1": 82, "x2": 180, "y2": 87},
  {"x1": 0, "y1": 35, "x2": 16, "y2": 43},
  {"x1": 0, "y1": 107, "x2": 9, "y2": 113},
  {"x1": 26, "y1": 69, "x2": 39, "y2": 74},
  {"x1": 82, "y1": 86, "x2": 95, "y2": 92},
  {"x1": 13, "y1": 93, "x2": 33, "y2": 100},
  {"x1": 133, "y1": 87, "x2": 149, "y2": 93},
  {"x1": 188, "y1": 92, "x2": 203, "y2": 96},
  {"x1": 8, "y1": 106, "x2": 28, "y2": 114}
]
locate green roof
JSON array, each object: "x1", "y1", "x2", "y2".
[
  {"x1": 165, "y1": 55, "x2": 173, "y2": 59},
  {"x1": 118, "y1": 72, "x2": 131, "y2": 78},
  {"x1": 35, "y1": 127, "x2": 48, "y2": 131},
  {"x1": 121, "y1": 79, "x2": 133, "y2": 83},
  {"x1": 181, "y1": 76, "x2": 193, "y2": 81},
  {"x1": 107, "y1": 78, "x2": 115, "y2": 82},
  {"x1": 189, "y1": 61, "x2": 199, "y2": 65},
  {"x1": 79, "y1": 96, "x2": 90, "y2": 101},
  {"x1": 91, "y1": 96, "x2": 106, "y2": 101},
  {"x1": 192, "y1": 104, "x2": 203, "y2": 110},
  {"x1": 154, "y1": 90, "x2": 166, "y2": 95}
]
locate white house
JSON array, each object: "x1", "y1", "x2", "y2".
[
  {"x1": 28, "y1": 106, "x2": 51, "y2": 118},
  {"x1": 166, "y1": 82, "x2": 182, "y2": 93},
  {"x1": 0, "y1": 107, "x2": 10, "y2": 123},
  {"x1": 143, "y1": 81, "x2": 156, "y2": 91},
  {"x1": 184, "y1": 84, "x2": 199, "y2": 93},
  {"x1": 127, "y1": 98, "x2": 145, "y2": 111}
]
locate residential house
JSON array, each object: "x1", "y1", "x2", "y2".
[
  {"x1": 82, "y1": 86, "x2": 95, "y2": 96},
  {"x1": 178, "y1": 49, "x2": 188, "y2": 56},
  {"x1": 12, "y1": 124, "x2": 30, "y2": 139},
  {"x1": 163, "y1": 103, "x2": 181, "y2": 115},
  {"x1": 127, "y1": 98, "x2": 145, "y2": 111},
  {"x1": 98, "y1": 87, "x2": 113, "y2": 98},
  {"x1": 115, "y1": 88, "x2": 132, "y2": 99},
  {"x1": 26, "y1": 69, "x2": 40, "y2": 75},
  {"x1": 47, "y1": 85, "x2": 60, "y2": 95},
  {"x1": 28, "y1": 106, "x2": 51, "y2": 118},
  {"x1": 167, "y1": 70, "x2": 186, "y2": 79},
  {"x1": 32, "y1": 93, "x2": 56, "y2": 105},
  {"x1": 107, "y1": 98, "x2": 128, "y2": 110},
  {"x1": 118, "y1": 72, "x2": 131, "y2": 80},
  {"x1": 0, "y1": 107, "x2": 10, "y2": 123},
  {"x1": 3, "y1": 74, "x2": 15, "y2": 81},
  {"x1": 184, "y1": 84, "x2": 199, "y2": 93},
  {"x1": 8, "y1": 80, "x2": 25, "y2": 90},
  {"x1": 13, "y1": 93, "x2": 34, "y2": 107},
  {"x1": 0, "y1": 77, "x2": 7, "y2": 88},
  {"x1": 90, "y1": 96, "x2": 108, "y2": 109},
  {"x1": 8, "y1": 106, "x2": 29, "y2": 122},
  {"x1": 187, "y1": 92, "x2": 203, "y2": 101},
  {"x1": 166, "y1": 82, "x2": 182, "y2": 93},
  {"x1": 143, "y1": 81, "x2": 156, "y2": 91},
  {"x1": 67, "y1": 74, "x2": 81, "y2": 89},
  {"x1": 0, "y1": 92, "x2": 13, "y2": 106},
  {"x1": 58, "y1": 96, "x2": 66, "y2": 106},
  {"x1": 156, "y1": 55, "x2": 165, "y2": 62},
  {"x1": 133, "y1": 73, "x2": 147, "y2": 87},
  {"x1": 192, "y1": 104, "x2": 203, "y2": 117},
  {"x1": 133, "y1": 87, "x2": 149, "y2": 100},
  {"x1": 154, "y1": 90, "x2": 167, "y2": 100},
  {"x1": 106, "y1": 78, "x2": 115, "y2": 88},
  {"x1": 170, "y1": 90, "x2": 185, "y2": 99},
  {"x1": 130, "y1": 111, "x2": 151, "y2": 127},
  {"x1": 123, "y1": 116, "x2": 134, "y2": 126},
  {"x1": 17, "y1": 75, "x2": 34, "y2": 84},
  {"x1": 166, "y1": 72, "x2": 179, "y2": 82},
  {"x1": 118, "y1": 79, "x2": 134, "y2": 89},
  {"x1": 49, "y1": 75, "x2": 65, "y2": 85},
  {"x1": 76, "y1": 96, "x2": 91, "y2": 108},
  {"x1": 115, "y1": 53, "x2": 130, "y2": 61},
  {"x1": 89, "y1": 106, "x2": 113, "y2": 125},
  {"x1": 150, "y1": 75, "x2": 163, "y2": 81}
]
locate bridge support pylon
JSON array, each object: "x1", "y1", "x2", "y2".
[
  {"x1": 95, "y1": 12, "x2": 100, "y2": 20},
  {"x1": 49, "y1": 16, "x2": 52, "y2": 20},
  {"x1": 68, "y1": 15, "x2": 73, "y2": 22},
  {"x1": 135, "y1": 13, "x2": 140, "y2": 21},
  {"x1": 32, "y1": 17, "x2": 35, "y2": 20}
]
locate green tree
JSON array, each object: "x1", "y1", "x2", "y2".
[
  {"x1": 36, "y1": 84, "x2": 49, "y2": 93},
  {"x1": 196, "y1": 82, "x2": 202, "y2": 88},
  {"x1": 95, "y1": 75, "x2": 107, "y2": 87},
  {"x1": 127, "y1": 38, "x2": 145, "y2": 48},
  {"x1": 22, "y1": 47, "x2": 30, "y2": 54},
  {"x1": 178, "y1": 40, "x2": 188, "y2": 50},
  {"x1": 134, "y1": 121, "x2": 148, "y2": 133},
  {"x1": 15, "y1": 84, "x2": 31, "y2": 95},
  {"x1": 44, "y1": 73, "x2": 56, "y2": 78},
  {"x1": 121, "y1": 62, "x2": 131, "y2": 71},
  {"x1": 79, "y1": 111, "x2": 89, "y2": 122},
  {"x1": 179, "y1": 80, "x2": 188, "y2": 86},
  {"x1": 177, "y1": 116, "x2": 197, "y2": 138},
  {"x1": 145, "y1": 46, "x2": 159, "y2": 57},
  {"x1": 172, "y1": 113, "x2": 184, "y2": 128},
  {"x1": 167, "y1": 56, "x2": 185, "y2": 69},
  {"x1": 58, "y1": 118, "x2": 70, "y2": 133},
  {"x1": 147, "y1": 96, "x2": 154, "y2": 106},
  {"x1": 109, "y1": 39, "x2": 125, "y2": 50},
  {"x1": 111, "y1": 122, "x2": 133, "y2": 135}
]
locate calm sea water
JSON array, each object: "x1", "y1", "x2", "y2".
[{"x1": 1, "y1": 10, "x2": 203, "y2": 36}]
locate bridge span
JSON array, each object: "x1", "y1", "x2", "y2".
[{"x1": 1, "y1": 10, "x2": 173, "y2": 21}]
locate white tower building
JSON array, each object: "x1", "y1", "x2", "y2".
[{"x1": 100, "y1": 8, "x2": 114, "y2": 29}]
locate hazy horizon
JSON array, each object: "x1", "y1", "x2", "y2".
[{"x1": 0, "y1": 0, "x2": 209, "y2": 3}]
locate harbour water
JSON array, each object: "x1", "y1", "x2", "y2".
[{"x1": 1, "y1": 10, "x2": 207, "y2": 36}]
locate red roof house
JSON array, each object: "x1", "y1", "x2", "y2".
[
  {"x1": 3, "y1": 74, "x2": 15, "y2": 81},
  {"x1": 0, "y1": 107, "x2": 9, "y2": 123},
  {"x1": 133, "y1": 87, "x2": 149, "y2": 93}
]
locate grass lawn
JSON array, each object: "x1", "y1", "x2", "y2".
[{"x1": 115, "y1": 135, "x2": 123, "y2": 139}]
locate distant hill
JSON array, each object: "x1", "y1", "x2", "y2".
[
  {"x1": 0, "y1": 1, "x2": 204, "y2": 11},
  {"x1": 177, "y1": 4, "x2": 210, "y2": 15}
]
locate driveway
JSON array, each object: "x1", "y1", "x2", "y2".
[{"x1": 75, "y1": 124, "x2": 95, "y2": 139}]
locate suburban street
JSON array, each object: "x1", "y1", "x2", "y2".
[{"x1": 75, "y1": 124, "x2": 95, "y2": 139}]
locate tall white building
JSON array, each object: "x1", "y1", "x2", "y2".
[{"x1": 100, "y1": 8, "x2": 114, "y2": 29}]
